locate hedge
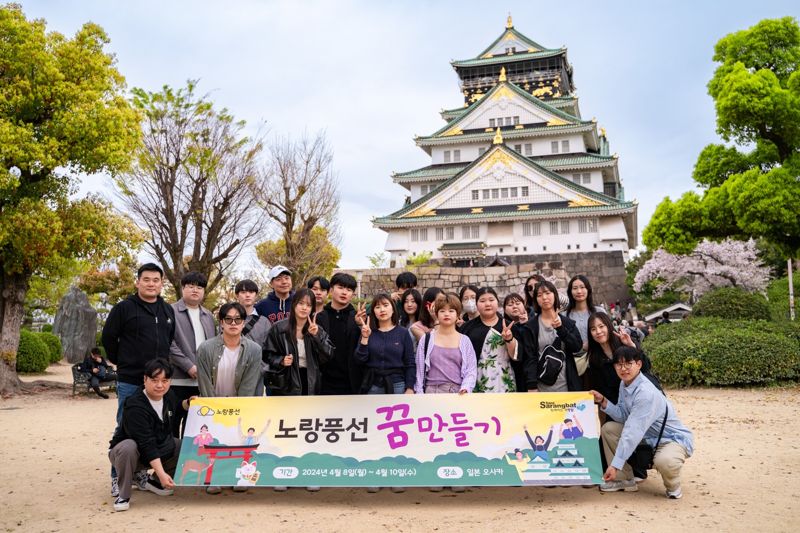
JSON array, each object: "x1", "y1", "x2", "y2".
[
  {"x1": 644, "y1": 317, "x2": 800, "y2": 354},
  {"x1": 649, "y1": 326, "x2": 800, "y2": 386},
  {"x1": 692, "y1": 287, "x2": 771, "y2": 320},
  {"x1": 36, "y1": 331, "x2": 63, "y2": 364},
  {"x1": 16, "y1": 329, "x2": 51, "y2": 373}
]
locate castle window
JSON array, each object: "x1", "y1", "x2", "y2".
[
  {"x1": 549, "y1": 221, "x2": 559, "y2": 235},
  {"x1": 561, "y1": 220, "x2": 570, "y2": 234},
  {"x1": 482, "y1": 189, "x2": 490, "y2": 199},
  {"x1": 478, "y1": 147, "x2": 486, "y2": 155},
  {"x1": 510, "y1": 187, "x2": 518, "y2": 197},
  {"x1": 514, "y1": 144, "x2": 522, "y2": 153},
  {"x1": 444, "y1": 150, "x2": 451, "y2": 163},
  {"x1": 491, "y1": 188, "x2": 499, "y2": 199},
  {"x1": 472, "y1": 190, "x2": 479, "y2": 200},
  {"x1": 572, "y1": 173, "x2": 582, "y2": 184},
  {"x1": 561, "y1": 140, "x2": 570, "y2": 153},
  {"x1": 522, "y1": 222, "x2": 540, "y2": 236},
  {"x1": 421, "y1": 184, "x2": 429, "y2": 195},
  {"x1": 524, "y1": 143, "x2": 532, "y2": 156},
  {"x1": 419, "y1": 228, "x2": 428, "y2": 241},
  {"x1": 551, "y1": 141, "x2": 559, "y2": 154},
  {"x1": 521, "y1": 186, "x2": 529, "y2": 197},
  {"x1": 489, "y1": 118, "x2": 496, "y2": 128},
  {"x1": 436, "y1": 227, "x2": 444, "y2": 241},
  {"x1": 453, "y1": 149, "x2": 461, "y2": 162},
  {"x1": 446, "y1": 227, "x2": 454, "y2": 240},
  {"x1": 513, "y1": 116, "x2": 520, "y2": 125},
  {"x1": 501, "y1": 188, "x2": 509, "y2": 198},
  {"x1": 410, "y1": 229, "x2": 419, "y2": 242},
  {"x1": 582, "y1": 173, "x2": 591, "y2": 184}
]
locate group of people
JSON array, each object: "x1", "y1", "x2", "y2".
[{"x1": 101, "y1": 263, "x2": 693, "y2": 511}]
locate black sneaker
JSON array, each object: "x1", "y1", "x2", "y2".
[
  {"x1": 144, "y1": 476, "x2": 174, "y2": 496},
  {"x1": 113, "y1": 498, "x2": 130, "y2": 512}
]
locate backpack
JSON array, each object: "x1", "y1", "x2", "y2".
[{"x1": 537, "y1": 344, "x2": 565, "y2": 386}]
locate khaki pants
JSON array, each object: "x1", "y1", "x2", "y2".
[
  {"x1": 601, "y1": 421, "x2": 688, "y2": 491},
  {"x1": 108, "y1": 438, "x2": 180, "y2": 500}
]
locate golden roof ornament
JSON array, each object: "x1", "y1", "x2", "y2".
[
  {"x1": 499, "y1": 67, "x2": 507, "y2": 82},
  {"x1": 493, "y1": 128, "x2": 504, "y2": 145},
  {"x1": 506, "y1": 14, "x2": 513, "y2": 29}
]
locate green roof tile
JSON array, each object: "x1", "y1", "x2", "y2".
[{"x1": 452, "y1": 48, "x2": 565, "y2": 68}]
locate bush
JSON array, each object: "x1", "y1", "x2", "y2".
[
  {"x1": 767, "y1": 276, "x2": 800, "y2": 322},
  {"x1": 650, "y1": 326, "x2": 799, "y2": 386},
  {"x1": 41, "y1": 323, "x2": 53, "y2": 333},
  {"x1": 692, "y1": 287, "x2": 770, "y2": 320},
  {"x1": 645, "y1": 317, "x2": 800, "y2": 353},
  {"x1": 36, "y1": 331, "x2": 63, "y2": 364},
  {"x1": 16, "y1": 330, "x2": 52, "y2": 373}
]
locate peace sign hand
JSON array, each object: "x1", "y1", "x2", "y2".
[
  {"x1": 613, "y1": 327, "x2": 635, "y2": 347},
  {"x1": 360, "y1": 316, "x2": 372, "y2": 339},
  {"x1": 501, "y1": 318, "x2": 514, "y2": 342},
  {"x1": 551, "y1": 314, "x2": 562, "y2": 329},
  {"x1": 355, "y1": 302, "x2": 368, "y2": 327},
  {"x1": 307, "y1": 313, "x2": 319, "y2": 337}
]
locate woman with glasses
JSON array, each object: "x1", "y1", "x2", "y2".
[
  {"x1": 522, "y1": 275, "x2": 545, "y2": 316},
  {"x1": 196, "y1": 302, "x2": 264, "y2": 495},
  {"x1": 264, "y1": 288, "x2": 334, "y2": 397}
]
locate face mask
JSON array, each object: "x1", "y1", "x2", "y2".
[{"x1": 463, "y1": 299, "x2": 477, "y2": 314}]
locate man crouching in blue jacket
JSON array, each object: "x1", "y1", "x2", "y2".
[
  {"x1": 591, "y1": 346, "x2": 694, "y2": 499},
  {"x1": 108, "y1": 359, "x2": 191, "y2": 511}
]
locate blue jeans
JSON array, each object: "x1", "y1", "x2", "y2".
[
  {"x1": 367, "y1": 378, "x2": 406, "y2": 395},
  {"x1": 111, "y1": 381, "x2": 142, "y2": 477}
]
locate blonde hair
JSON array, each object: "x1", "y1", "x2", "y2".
[{"x1": 433, "y1": 292, "x2": 462, "y2": 316}]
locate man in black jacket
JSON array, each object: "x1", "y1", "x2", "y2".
[
  {"x1": 102, "y1": 263, "x2": 176, "y2": 497},
  {"x1": 320, "y1": 273, "x2": 363, "y2": 395},
  {"x1": 108, "y1": 359, "x2": 187, "y2": 511}
]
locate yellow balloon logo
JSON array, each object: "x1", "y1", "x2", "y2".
[{"x1": 197, "y1": 406, "x2": 215, "y2": 416}]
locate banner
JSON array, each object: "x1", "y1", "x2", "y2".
[{"x1": 176, "y1": 392, "x2": 602, "y2": 487}]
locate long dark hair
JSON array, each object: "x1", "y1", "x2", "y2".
[
  {"x1": 586, "y1": 312, "x2": 622, "y2": 369},
  {"x1": 418, "y1": 287, "x2": 444, "y2": 328},
  {"x1": 566, "y1": 274, "x2": 596, "y2": 314},
  {"x1": 288, "y1": 288, "x2": 315, "y2": 336},
  {"x1": 399, "y1": 288, "x2": 422, "y2": 327},
  {"x1": 523, "y1": 274, "x2": 544, "y2": 309},
  {"x1": 368, "y1": 292, "x2": 397, "y2": 329}
]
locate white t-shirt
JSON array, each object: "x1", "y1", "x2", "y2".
[
  {"x1": 215, "y1": 345, "x2": 240, "y2": 397},
  {"x1": 187, "y1": 306, "x2": 207, "y2": 350},
  {"x1": 297, "y1": 337, "x2": 307, "y2": 369},
  {"x1": 147, "y1": 395, "x2": 164, "y2": 421}
]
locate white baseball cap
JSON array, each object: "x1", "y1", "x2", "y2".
[{"x1": 269, "y1": 265, "x2": 292, "y2": 281}]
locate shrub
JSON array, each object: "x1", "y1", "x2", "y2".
[
  {"x1": 650, "y1": 327, "x2": 799, "y2": 386},
  {"x1": 16, "y1": 330, "x2": 51, "y2": 373},
  {"x1": 36, "y1": 331, "x2": 63, "y2": 364},
  {"x1": 766, "y1": 276, "x2": 800, "y2": 322},
  {"x1": 41, "y1": 323, "x2": 53, "y2": 333},
  {"x1": 645, "y1": 317, "x2": 800, "y2": 353},
  {"x1": 692, "y1": 287, "x2": 770, "y2": 320}
]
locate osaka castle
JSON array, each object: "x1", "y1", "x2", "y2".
[{"x1": 373, "y1": 17, "x2": 638, "y2": 268}]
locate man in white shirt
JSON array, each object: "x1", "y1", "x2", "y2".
[{"x1": 169, "y1": 272, "x2": 216, "y2": 437}]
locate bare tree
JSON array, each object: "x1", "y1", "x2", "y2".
[
  {"x1": 114, "y1": 81, "x2": 264, "y2": 297},
  {"x1": 252, "y1": 132, "x2": 341, "y2": 282}
]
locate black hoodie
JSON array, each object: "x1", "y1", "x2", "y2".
[
  {"x1": 102, "y1": 294, "x2": 176, "y2": 385},
  {"x1": 109, "y1": 389, "x2": 179, "y2": 463}
]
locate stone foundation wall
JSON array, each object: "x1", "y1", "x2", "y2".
[{"x1": 338, "y1": 251, "x2": 631, "y2": 305}]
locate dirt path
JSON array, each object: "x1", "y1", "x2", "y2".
[{"x1": 2, "y1": 362, "x2": 798, "y2": 532}]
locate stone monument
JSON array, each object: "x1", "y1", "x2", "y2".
[{"x1": 52, "y1": 286, "x2": 98, "y2": 363}]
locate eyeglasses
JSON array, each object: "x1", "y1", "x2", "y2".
[
  {"x1": 223, "y1": 317, "x2": 245, "y2": 325},
  {"x1": 613, "y1": 361, "x2": 636, "y2": 370}
]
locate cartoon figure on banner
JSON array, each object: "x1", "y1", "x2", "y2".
[
  {"x1": 524, "y1": 424, "x2": 554, "y2": 462},
  {"x1": 193, "y1": 424, "x2": 214, "y2": 447},
  {"x1": 560, "y1": 416, "x2": 584, "y2": 440},
  {"x1": 238, "y1": 417, "x2": 271, "y2": 446},
  {"x1": 236, "y1": 460, "x2": 261, "y2": 486},
  {"x1": 505, "y1": 448, "x2": 532, "y2": 477}
]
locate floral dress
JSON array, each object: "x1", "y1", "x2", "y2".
[{"x1": 462, "y1": 318, "x2": 516, "y2": 393}]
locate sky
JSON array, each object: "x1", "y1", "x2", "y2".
[{"x1": 20, "y1": 0, "x2": 800, "y2": 269}]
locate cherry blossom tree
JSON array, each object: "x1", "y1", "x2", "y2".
[{"x1": 634, "y1": 239, "x2": 771, "y2": 302}]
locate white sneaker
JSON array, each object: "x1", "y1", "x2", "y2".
[
  {"x1": 113, "y1": 497, "x2": 130, "y2": 512},
  {"x1": 110, "y1": 476, "x2": 119, "y2": 497},
  {"x1": 306, "y1": 486, "x2": 321, "y2": 492},
  {"x1": 428, "y1": 486, "x2": 443, "y2": 492},
  {"x1": 451, "y1": 486, "x2": 466, "y2": 493},
  {"x1": 367, "y1": 486, "x2": 381, "y2": 493},
  {"x1": 390, "y1": 487, "x2": 405, "y2": 493},
  {"x1": 273, "y1": 486, "x2": 288, "y2": 492},
  {"x1": 205, "y1": 486, "x2": 222, "y2": 495},
  {"x1": 667, "y1": 487, "x2": 683, "y2": 499},
  {"x1": 599, "y1": 479, "x2": 638, "y2": 492}
]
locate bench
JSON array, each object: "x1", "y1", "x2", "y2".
[{"x1": 72, "y1": 363, "x2": 117, "y2": 396}]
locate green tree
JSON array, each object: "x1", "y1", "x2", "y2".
[
  {"x1": 366, "y1": 252, "x2": 388, "y2": 269},
  {"x1": 255, "y1": 226, "x2": 341, "y2": 285},
  {"x1": 644, "y1": 17, "x2": 800, "y2": 258},
  {"x1": 0, "y1": 5, "x2": 140, "y2": 394}
]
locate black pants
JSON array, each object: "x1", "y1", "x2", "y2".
[{"x1": 170, "y1": 385, "x2": 197, "y2": 437}]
